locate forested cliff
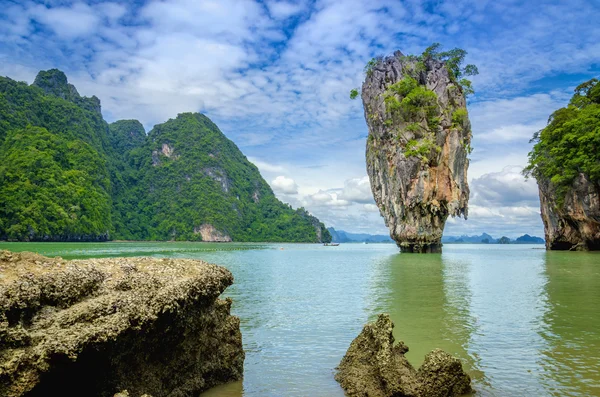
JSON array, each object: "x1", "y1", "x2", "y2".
[
  {"x1": 525, "y1": 78, "x2": 600, "y2": 250},
  {"x1": 0, "y1": 70, "x2": 331, "y2": 243}
]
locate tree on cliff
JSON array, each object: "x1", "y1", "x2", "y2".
[{"x1": 524, "y1": 78, "x2": 600, "y2": 201}]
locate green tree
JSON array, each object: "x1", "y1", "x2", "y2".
[{"x1": 524, "y1": 78, "x2": 600, "y2": 203}]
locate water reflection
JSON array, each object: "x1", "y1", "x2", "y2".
[
  {"x1": 464, "y1": 245, "x2": 549, "y2": 396},
  {"x1": 2, "y1": 242, "x2": 599, "y2": 396},
  {"x1": 539, "y1": 251, "x2": 600, "y2": 396},
  {"x1": 370, "y1": 251, "x2": 481, "y2": 379}
]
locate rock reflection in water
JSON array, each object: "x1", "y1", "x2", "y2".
[{"x1": 539, "y1": 251, "x2": 600, "y2": 396}]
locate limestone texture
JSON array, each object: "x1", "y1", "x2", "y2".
[
  {"x1": 362, "y1": 52, "x2": 471, "y2": 252},
  {"x1": 538, "y1": 174, "x2": 600, "y2": 250},
  {"x1": 0, "y1": 250, "x2": 244, "y2": 397},
  {"x1": 335, "y1": 314, "x2": 471, "y2": 397}
]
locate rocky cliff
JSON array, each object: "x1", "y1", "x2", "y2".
[
  {"x1": 335, "y1": 314, "x2": 471, "y2": 397},
  {"x1": 538, "y1": 174, "x2": 600, "y2": 250},
  {"x1": 361, "y1": 50, "x2": 472, "y2": 252},
  {"x1": 0, "y1": 250, "x2": 244, "y2": 397},
  {"x1": 526, "y1": 78, "x2": 600, "y2": 251}
]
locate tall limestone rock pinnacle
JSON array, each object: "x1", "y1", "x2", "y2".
[{"x1": 361, "y1": 50, "x2": 472, "y2": 253}]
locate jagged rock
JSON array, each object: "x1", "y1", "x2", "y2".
[
  {"x1": 336, "y1": 314, "x2": 471, "y2": 397},
  {"x1": 335, "y1": 314, "x2": 419, "y2": 397},
  {"x1": 33, "y1": 69, "x2": 102, "y2": 114},
  {"x1": 417, "y1": 350, "x2": 472, "y2": 397},
  {"x1": 361, "y1": 52, "x2": 471, "y2": 253},
  {"x1": 538, "y1": 173, "x2": 600, "y2": 250},
  {"x1": 0, "y1": 251, "x2": 244, "y2": 397}
]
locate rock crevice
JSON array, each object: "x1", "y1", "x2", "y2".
[{"x1": 538, "y1": 174, "x2": 600, "y2": 250}]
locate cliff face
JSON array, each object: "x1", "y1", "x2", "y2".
[
  {"x1": 0, "y1": 251, "x2": 244, "y2": 397},
  {"x1": 538, "y1": 174, "x2": 600, "y2": 250},
  {"x1": 526, "y1": 78, "x2": 600, "y2": 251},
  {"x1": 362, "y1": 52, "x2": 471, "y2": 253}
]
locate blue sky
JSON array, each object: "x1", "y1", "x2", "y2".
[{"x1": 1, "y1": 0, "x2": 599, "y2": 238}]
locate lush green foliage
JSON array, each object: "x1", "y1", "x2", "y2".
[
  {"x1": 422, "y1": 43, "x2": 479, "y2": 95},
  {"x1": 0, "y1": 71, "x2": 331, "y2": 243},
  {"x1": 525, "y1": 78, "x2": 600, "y2": 201},
  {"x1": 108, "y1": 119, "x2": 146, "y2": 156},
  {"x1": 404, "y1": 137, "x2": 439, "y2": 160},
  {"x1": 349, "y1": 88, "x2": 359, "y2": 100},
  {"x1": 122, "y1": 112, "x2": 330, "y2": 242},
  {"x1": 364, "y1": 57, "x2": 382, "y2": 76},
  {"x1": 384, "y1": 79, "x2": 438, "y2": 121},
  {"x1": 0, "y1": 126, "x2": 111, "y2": 240},
  {"x1": 452, "y1": 108, "x2": 469, "y2": 128}
]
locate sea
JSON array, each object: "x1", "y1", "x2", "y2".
[{"x1": 1, "y1": 242, "x2": 598, "y2": 396}]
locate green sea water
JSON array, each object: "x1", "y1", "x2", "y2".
[{"x1": 1, "y1": 242, "x2": 599, "y2": 396}]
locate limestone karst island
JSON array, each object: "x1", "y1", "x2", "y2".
[{"x1": 1, "y1": 1, "x2": 599, "y2": 397}]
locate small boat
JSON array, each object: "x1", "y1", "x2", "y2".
[{"x1": 323, "y1": 243, "x2": 340, "y2": 246}]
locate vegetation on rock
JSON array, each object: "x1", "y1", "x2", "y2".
[
  {"x1": 0, "y1": 70, "x2": 331, "y2": 243},
  {"x1": 361, "y1": 44, "x2": 473, "y2": 252},
  {"x1": 524, "y1": 78, "x2": 600, "y2": 202}
]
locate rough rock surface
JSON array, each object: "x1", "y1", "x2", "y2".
[
  {"x1": 335, "y1": 314, "x2": 471, "y2": 397},
  {"x1": 194, "y1": 224, "x2": 233, "y2": 242},
  {"x1": 0, "y1": 251, "x2": 244, "y2": 397},
  {"x1": 538, "y1": 173, "x2": 600, "y2": 250},
  {"x1": 362, "y1": 52, "x2": 471, "y2": 252}
]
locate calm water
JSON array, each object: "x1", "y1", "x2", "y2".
[{"x1": 1, "y1": 242, "x2": 599, "y2": 396}]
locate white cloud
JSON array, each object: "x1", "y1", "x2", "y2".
[
  {"x1": 30, "y1": 3, "x2": 100, "y2": 39},
  {"x1": 271, "y1": 176, "x2": 299, "y2": 194},
  {"x1": 339, "y1": 176, "x2": 374, "y2": 204},
  {"x1": 470, "y1": 166, "x2": 540, "y2": 207},
  {"x1": 267, "y1": 1, "x2": 305, "y2": 19},
  {"x1": 249, "y1": 157, "x2": 286, "y2": 174},
  {"x1": 307, "y1": 190, "x2": 350, "y2": 207},
  {"x1": 444, "y1": 166, "x2": 544, "y2": 238},
  {"x1": 364, "y1": 203, "x2": 379, "y2": 212}
]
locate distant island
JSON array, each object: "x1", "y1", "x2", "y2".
[
  {"x1": 329, "y1": 228, "x2": 544, "y2": 244},
  {"x1": 328, "y1": 228, "x2": 394, "y2": 243},
  {"x1": 442, "y1": 233, "x2": 544, "y2": 244}
]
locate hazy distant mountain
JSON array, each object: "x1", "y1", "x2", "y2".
[
  {"x1": 328, "y1": 228, "x2": 544, "y2": 244},
  {"x1": 442, "y1": 233, "x2": 544, "y2": 244},
  {"x1": 442, "y1": 233, "x2": 495, "y2": 243},
  {"x1": 514, "y1": 234, "x2": 545, "y2": 244},
  {"x1": 327, "y1": 228, "x2": 394, "y2": 243}
]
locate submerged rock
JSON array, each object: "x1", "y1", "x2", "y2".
[
  {"x1": 361, "y1": 51, "x2": 471, "y2": 253},
  {"x1": 538, "y1": 173, "x2": 600, "y2": 250},
  {"x1": 336, "y1": 314, "x2": 471, "y2": 397},
  {"x1": 0, "y1": 250, "x2": 244, "y2": 397}
]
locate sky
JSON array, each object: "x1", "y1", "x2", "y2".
[{"x1": 1, "y1": 0, "x2": 599, "y2": 238}]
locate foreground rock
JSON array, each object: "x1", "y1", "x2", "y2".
[
  {"x1": 0, "y1": 251, "x2": 244, "y2": 397},
  {"x1": 336, "y1": 314, "x2": 471, "y2": 397},
  {"x1": 361, "y1": 51, "x2": 471, "y2": 253},
  {"x1": 538, "y1": 174, "x2": 600, "y2": 250}
]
